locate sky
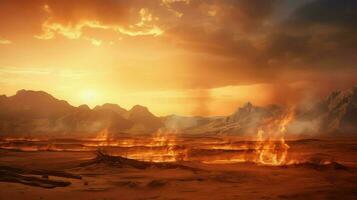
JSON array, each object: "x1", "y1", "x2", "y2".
[{"x1": 0, "y1": 0, "x2": 356, "y2": 116}]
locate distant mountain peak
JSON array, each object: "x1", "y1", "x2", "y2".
[
  {"x1": 94, "y1": 103, "x2": 127, "y2": 115},
  {"x1": 126, "y1": 104, "x2": 162, "y2": 131},
  {"x1": 244, "y1": 102, "x2": 253, "y2": 108},
  {"x1": 15, "y1": 89, "x2": 53, "y2": 98},
  {"x1": 78, "y1": 104, "x2": 90, "y2": 111},
  {"x1": 130, "y1": 105, "x2": 149, "y2": 113},
  {"x1": 320, "y1": 86, "x2": 357, "y2": 133},
  {"x1": 233, "y1": 102, "x2": 257, "y2": 115}
]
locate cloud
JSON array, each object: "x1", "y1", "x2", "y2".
[
  {"x1": 160, "y1": 0, "x2": 357, "y2": 90},
  {"x1": 34, "y1": 2, "x2": 163, "y2": 45},
  {"x1": 0, "y1": 66, "x2": 92, "y2": 79},
  {"x1": 0, "y1": 39, "x2": 11, "y2": 44},
  {"x1": 261, "y1": 0, "x2": 357, "y2": 71},
  {"x1": 290, "y1": 0, "x2": 357, "y2": 29},
  {"x1": 0, "y1": 0, "x2": 356, "y2": 97}
]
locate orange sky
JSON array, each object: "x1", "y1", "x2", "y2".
[{"x1": 0, "y1": 0, "x2": 356, "y2": 116}]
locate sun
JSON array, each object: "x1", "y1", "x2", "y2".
[{"x1": 80, "y1": 89, "x2": 97, "y2": 106}]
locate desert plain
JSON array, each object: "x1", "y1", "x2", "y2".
[{"x1": 0, "y1": 136, "x2": 356, "y2": 200}]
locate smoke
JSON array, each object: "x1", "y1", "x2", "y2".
[
  {"x1": 287, "y1": 119, "x2": 321, "y2": 136},
  {"x1": 164, "y1": 115, "x2": 199, "y2": 131},
  {"x1": 255, "y1": 82, "x2": 322, "y2": 137},
  {"x1": 188, "y1": 89, "x2": 212, "y2": 116}
]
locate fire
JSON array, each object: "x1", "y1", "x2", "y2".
[
  {"x1": 95, "y1": 128, "x2": 110, "y2": 141},
  {"x1": 119, "y1": 130, "x2": 187, "y2": 162},
  {"x1": 93, "y1": 128, "x2": 113, "y2": 147},
  {"x1": 131, "y1": 130, "x2": 187, "y2": 162},
  {"x1": 0, "y1": 111, "x2": 295, "y2": 166},
  {"x1": 199, "y1": 109, "x2": 295, "y2": 165},
  {"x1": 148, "y1": 130, "x2": 177, "y2": 147},
  {"x1": 254, "y1": 109, "x2": 294, "y2": 166}
]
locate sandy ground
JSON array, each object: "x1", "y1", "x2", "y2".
[{"x1": 0, "y1": 138, "x2": 356, "y2": 200}]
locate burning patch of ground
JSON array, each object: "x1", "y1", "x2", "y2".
[
  {"x1": 0, "y1": 137, "x2": 353, "y2": 171},
  {"x1": 0, "y1": 138, "x2": 356, "y2": 200},
  {"x1": 79, "y1": 150, "x2": 200, "y2": 172}
]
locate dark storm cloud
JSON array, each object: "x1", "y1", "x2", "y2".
[
  {"x1": 291, "y1": 0, "x2": 357, "y2": 29},
  {"x1": 264, "y1": 0, "x2": 357, "y2": 70},
  {"x1": 159, "y1": 0, "x2": 357, "y2": 92},
  {"x1": 221, "y1": 0, "x2": 278, "y2": 31}
]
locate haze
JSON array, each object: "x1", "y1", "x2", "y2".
[{"x1": 0, "y1": 0, "x2": 356, "y2": 116}]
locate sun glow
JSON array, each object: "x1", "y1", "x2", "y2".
[{"x1": 80, "y1": 89, "x2": 98, "y2": 106}]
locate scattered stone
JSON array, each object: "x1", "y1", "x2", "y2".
[
  {"x1": 0, "y1": 165, "x2": 81, "y2": 188},
  {"x1": 147, "y1": 180, "x2": 166, "y2": 188}
]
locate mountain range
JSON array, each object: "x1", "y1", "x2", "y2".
[
  {"x1": 0, "y1": 86, "x2": 356, "y2": 138},
  {"x1": 164, "y1": 86, "x2": 357, "y2": 137},
  {"x1": 0, "y1": 90, "x2": 162, "y2": 137}
]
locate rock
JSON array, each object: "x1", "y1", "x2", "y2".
[{"x1": 147, "y1": 180, "x2": 166, "y2": 188}]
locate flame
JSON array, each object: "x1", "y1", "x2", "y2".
[
  {"x1": 124, "y1": 130, "x2": 187, "y2": 162},
  {"x1": 95, "y1": 128, "x2": 110, "y2": 141},
  {"x1": 0, "y1": 141, "x2": 91, "y2": 152},
  {"x1": 205, "y1": 142, "x2": 249, "y2": 151},
  {"x1": 0, "y1": 111, "x2": 295, "y2": 166},
  {"x1": 202, "y1": 157, "x2": 246, "y2": 164},
  {"x1": 200, "y1": 109, "x2": 295, "y2": 165},
  {"x1": 254, "y1": 109, "x2": 294, "y2": 166},
  {"x1": 148, "y1": 130, "x2": 177, "y2": 147}
]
